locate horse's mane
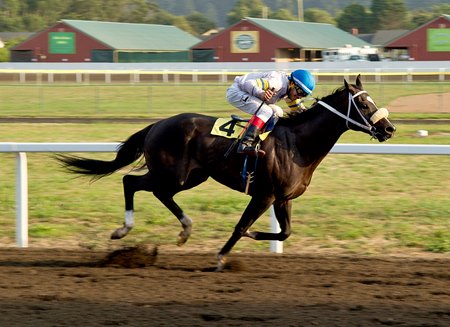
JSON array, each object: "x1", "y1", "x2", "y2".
[{"x1": 278, "y1": 86, "x2": 347, "y2": 127}]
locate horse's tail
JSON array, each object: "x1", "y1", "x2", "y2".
[{"x1": 56, "y1": 124, "x2": 153, "y2": 180}]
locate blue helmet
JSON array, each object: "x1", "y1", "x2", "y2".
[{"x1": 290, "y1": 69, "x2": 315, "y2": 95}]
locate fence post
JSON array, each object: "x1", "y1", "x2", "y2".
[{"x1": 16, "y1": 152, "x2": 28, "y2": 247}]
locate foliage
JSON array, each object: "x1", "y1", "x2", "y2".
[
  {"x1": 0, "y1": 0, "x2": 214, "y2": 35},
  {"x1": 0, "y1": 48, "x2": 9, "y2": 62},
  {"x1": 336, "y1": 4, "x2": 372, "y2": 33},
  {"x1": 269, "y1": 9, "x2": 297, "y2": 21},
  {"x1": 0, "y1": 0, "x2": 448, "y2": 34},
  {"x1": 432, "y1": 4, "x2": 450, "y2": 15},
  {"x1": 226, "y1": 0, "x2": 267, "y2": 26},
  {"x1": 0, "y1": 36, "x2": 28, "y2": 62},
  {"x1": 370, "y1": 0, "x2": 410, "y2": 31},
  {"x1": 409, "y1": 10, "x2": 435, "y2": 29},
  {"x1": 186, "y1": 12, "x2": 216, "y2": 35},
  {"x1": 304, "y1": 8, "x2": 336, "y2": 25}
]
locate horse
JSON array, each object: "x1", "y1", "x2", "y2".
[{"x1": 57, "y1": 75, "x2": 395, "y2": 271}]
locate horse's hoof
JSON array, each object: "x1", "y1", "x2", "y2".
[
  {"x1": 177, "y1": 224, "x2": 191, "y2": 246},
  {"x1": 177, "y1": 231, "x2": 189, "y2": 246},
  {"x1": 110, "y1": 230, "x2": 123, "y2": 239},
  {"x1": 110, "y1": 227, "x2": 130, "y2": 239},
  {"x1": 216, "y1": 254, "x2": 226, "y2": 272}
]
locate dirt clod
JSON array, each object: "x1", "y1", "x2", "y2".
[{"x1": 97, "y1": 243, "x2": 158, "y2": 268}]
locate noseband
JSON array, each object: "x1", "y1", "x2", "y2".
[{"x1": 317, "y1": 91, "x2": 389, "y2": 136}]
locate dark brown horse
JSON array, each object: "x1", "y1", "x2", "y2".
[{"x1": 57, "y1": 75, "x2": 395, "y2": 270}]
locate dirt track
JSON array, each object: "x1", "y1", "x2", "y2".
[{"x1": 0, "y1": 246, "x2": 448, "y2": 327}]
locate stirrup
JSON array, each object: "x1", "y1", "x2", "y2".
[{"x1": 237, "y1": 144, "x2": 266, "y2": 158}]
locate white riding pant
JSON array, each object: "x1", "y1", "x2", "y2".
[{"x1": 226, "y1": 86, "x2": 284, "y2": 123}]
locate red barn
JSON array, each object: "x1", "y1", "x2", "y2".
[
  {"x1": 11, "y1": 19, "x2": 199, "y2": 62},
  {"x1": 385, "y1": 15, "x2": 450, "y2": 61},
  {"x1": 192, "y1": 17, "x2": 371, "y2": 62}
]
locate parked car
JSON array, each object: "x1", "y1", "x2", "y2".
[{"x1": 348, "y1": 55, "x2": 368, "y2": 61}]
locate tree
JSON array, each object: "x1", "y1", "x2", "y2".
[
  {"x1": 0, "y1": 47, "x2": 9, "y2": 62},
  {"x1": 304, "y1": 8, "x2": 336, "y2": 25},
  {"x1": 432, "y1": 4, "x2": 450, "y2": 16},
  {"x1": 226, "y1": 0, "x2": 266, "y2": 26},
  {"x1": 64, "y1": 0, "x2": 105, "y2": 21},
  {"x1": 409, "y1": 10, "x2": 434, "y2": 29},
  {"x1": 171, "y1": 16, "x2": 196, "y2": 35},
  {"x1": 146, "y1": 10, "x2": 195, "y2": 34},
  {"x1": 337, "y1": 3, "x2": 371, "y2": 33},
  {"x1": 370, "y1": 0, "x2": 409, "y2": 31},
  {"x1": 22, "y1": 14, "x2": 47, "y2": 31},
  {"x1": 186, "y1": 12, "x2": 216, "y2": 35},
  {"x1": 269, "y1": 8, "x2": 296, "y2": 21},
  {"x1": 266, "y1": 0, "x2": 296, "y2": 13},
  {"x1": 0, "y1": 36, "x2": 27, "y2": 61},
  {"x1": 26, "y1": 0, "x2": 70, "y2": 25},
  {"x1": 0, "y1": 0, "x2": 24, "y2": 31},
  {"x1": 148, "y1": 10, "x2": 176, "y2": 25},
  {"x1": 120, "y1": 0, "x2": 155, "y2": 23}
]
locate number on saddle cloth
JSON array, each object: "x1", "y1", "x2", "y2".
[
  {"x1": 211, "y1": 115, "x2": 248, "y2": 139},
  {"x1": 212, "y1": 115, "x2": 275, "y2": 140}
]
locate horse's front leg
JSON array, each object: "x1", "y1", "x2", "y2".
[
  {"x1": 244, "y1": 200, "x2": 292, "y2": 241},
  {"x1": 217, "y1": 196, "x2": 273, "y2": 271}
]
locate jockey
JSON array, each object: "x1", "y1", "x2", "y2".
[{"x1": 226, "y1": 69, "x2": 315, "y2": 156}]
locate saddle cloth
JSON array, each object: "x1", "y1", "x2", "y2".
[{"x1": 211, "y1": 117, "x2": 270, "y2": 140}]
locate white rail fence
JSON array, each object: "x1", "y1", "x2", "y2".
[{"x1": 1, "y1": 142, "x2": 450, "y2": 251}]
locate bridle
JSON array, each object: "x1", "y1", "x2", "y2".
[{"x1": 316, "y1": 90, "x2": 389, "y2": 137}]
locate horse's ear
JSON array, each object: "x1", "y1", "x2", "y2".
[
  {"x1": 356, "y1": 74, "x2": 363, "y2": 89},
  {"x1": 344, "y1": 78, "x2": 350, "y2": 90}
]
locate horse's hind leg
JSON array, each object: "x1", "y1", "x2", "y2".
[
  {"x1": 111, "y1": 173, "x2": 153, "y2": 239},
  {"x1": 111, "y1": 171, "x2": 198, "y2": 246},
  {"x1": 153, "y1": 192, "x2": 192, "y2": 246},
  {"x1": 153, "y1": 170, "x2": 209, "y2": 245}
]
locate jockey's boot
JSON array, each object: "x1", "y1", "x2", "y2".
[{"x1": 237, "y1": 124, "x2": 266, "y2": 157}]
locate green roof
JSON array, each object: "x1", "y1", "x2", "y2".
[
  {"x1": 62, "y1": 19, "x2": 200, "y2": 51},
  {"x1": 246, "y1": 17, "x2": 370, "y2": 49}
]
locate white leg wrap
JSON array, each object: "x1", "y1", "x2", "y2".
[
  {"x1": 125, "y1": 210, "x2": 134, "y2": 228},
  {"x1": 180, "y1": 214, "x2": 192, "y2": 227},
  {"x1": 111, "y1": 211, "x2": 134, "y2": 239}
]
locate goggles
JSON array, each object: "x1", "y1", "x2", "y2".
[{"x1": 294, "y1": 84, "x2": 308, "y2": 97}]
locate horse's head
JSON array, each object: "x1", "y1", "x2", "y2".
[{"x1": 341, "y1": 75, "x2": 396, "y2": 142}]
